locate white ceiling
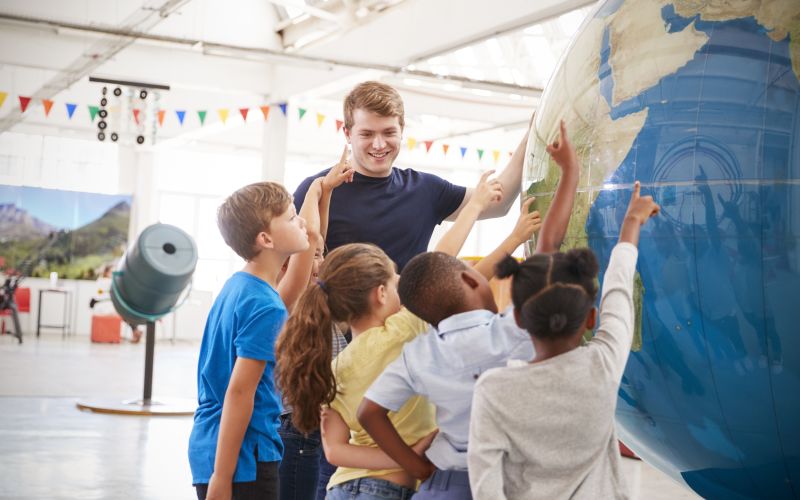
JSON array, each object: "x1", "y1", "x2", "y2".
[{"x1": 0, "y1": 0, "x2": 595, "y2": 151}]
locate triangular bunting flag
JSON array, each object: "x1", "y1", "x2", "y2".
[
  {"x1": 460, "y1": 147, "x2": 467, "y2": 159},
  {"x1": 239, "y1": 108, "x2": 249, "y2": 121},
  {"x1": 423, "y1": 140, "x2": 433, "y2": 153},
  {"x1": 477, "y1": 149, "x2": 485, "y2": 160},
  {"x1": 88, "y1": 105, "x2": 99, "y2": 122},
  {"x1": 279, "y1": 102, "x2": 288, "y2": 116},
  {"x1": 442, "y1": 144, "x2": 450, "y2": 155},
  {"x1": 298, "y1": 108, "x2": 307, "y2": 120},
  {"x1": 66, "y1": 103, "x2": 77, "y2": 119},
  {"x1": 175, "y1": 110, "x2": 186, "y2": 125},
  {"x1": 260, "y1": 105, "x2": 270, "y2": 121},
  {"x1": 316, "y1": 113, "x2": 325, "y2": 128},
  {"x1": 407, "y1": 138, "x2": 417, "y2": 151},
  {"x1": 42, "y1": 99, "x2": 54, "y2": 117},
  {"x1": 335, "y1": 119, "x2": 344, "y2": 133},
  {"x1": 0, "y1": 92, "x2": 7, "y2": 108},
  {"x1": 157, "y1": 110, "x2": 166, "y2": 126},
  {"x1": 132, "y1": 108, "x2": 141, "y2": 125},
  {"x1": 218, "y1": 109, "x2": 229, "y2": 124},
  {"x1": 492, "y1": 150, "x2": 500, "y2": 163},
  {"x1": 197, "y1": 110, "x2": 207, "y2": 126},
  {"x1": 19, "y1": 96, "x2": 31, "y2": 113}
]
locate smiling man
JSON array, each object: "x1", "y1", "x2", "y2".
[{"x1": 293, "y1": 81, "x2": 530, "y2": 272}]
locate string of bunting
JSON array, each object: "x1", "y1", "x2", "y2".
[{"x1": 0, "y1": 91, "x2": 515, "y2": 161}]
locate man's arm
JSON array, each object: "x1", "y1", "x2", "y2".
[
  {"x1": 357, "y1": 398, "x2": 436, "y2": 480},
  {"x1": 205, "y1": 357, "x2": 266, "y2": 500},
  {"x1": 447, "y1": 115, "x2": 532, "y2": 221},
  {"x1": 321, "y1": 407, "x2": 435, "y2": 469},
  {"x1": 535, "y1": 119, "x2": 580, "y2": 254}
]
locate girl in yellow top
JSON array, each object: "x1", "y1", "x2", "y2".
[{"x1": 276, "y1": 171, "x2": 541, "y2": 499}]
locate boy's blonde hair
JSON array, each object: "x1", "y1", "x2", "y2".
[
  {"x1": 343, "y1": 81, "x2": 405, "y2": 130},
  {"x1": 217, "y1": 181, "x2": 291, "y2": 260}
]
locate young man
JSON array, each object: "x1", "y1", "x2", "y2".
[
  {"x1": 293, "y1": 81, "x2": 531, "y2": 271},
  {"x1": 188, "y1": 181, "x2": 309, "y2": 500},
  {"x1": 355, "y1": 122, "x2": 580, "y2": 499}
]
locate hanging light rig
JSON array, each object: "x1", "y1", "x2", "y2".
[{"x1": 88, "y1": 76, "x2": 170, "y2": 146}]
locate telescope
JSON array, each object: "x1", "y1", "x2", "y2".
[{"x1": 78, "y1": 223, "x2": 197, "y2": 416}]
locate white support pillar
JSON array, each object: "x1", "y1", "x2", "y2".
[
  {"x1": 117, "y1": 145, "x2": 158, "y2": 243},
  {"x1": 262, "y1": 101, "x2": 289, "y2": 183}
]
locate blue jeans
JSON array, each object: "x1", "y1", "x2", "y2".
[
  {"x1": 326, "y1": 477, "x2": 415, "y2": 500},
  {"x1": 317, "y1": 450, "x2": 337, "y2": 500},
  {"x1": 414, "y1": 469, "x2": 471, "y2": 500},
  {"x1": 279, "y1": 414, "x2": 322, "y2": 500}
]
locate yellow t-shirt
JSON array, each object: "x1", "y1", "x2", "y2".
[{"x1": 327, "y1": 308, "x2": 437, "y2": 489}]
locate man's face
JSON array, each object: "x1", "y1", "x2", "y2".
[{"x1": 344, "y1": 108, "x2": 402, "y2": 177}]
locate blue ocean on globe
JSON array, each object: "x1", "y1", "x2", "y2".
[{"x1": 525, "y1": 1, "x2": 799, "y2": 498}]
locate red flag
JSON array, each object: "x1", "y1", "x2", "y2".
[
  {"x1": 18, "y1": 96, "x2": 31, "y2": 113},
  {"x1": 157, "y1": 110, "x2": 165, "y2": 126},
  {"x1": 133, "y1": 109, "x2": 141, "y2": 125},
  {"x1": 335, "y1": 119, "x2": 344, "y2": 132},
  {"x1": 260, "y1": 105, "x2": 270, "y2": 121},
  {"x1": 239, "y1": 108, "x2": 249, "y2": 121},
  {"x1": 442, "y1": 144, "x2": 450, "y2": 155},
  {"x1": 423, "y1": 140, "x2": 433, "y2": 153},
  {"x1": 42, "y1": 99, "x2": 54, "y2": 117}
]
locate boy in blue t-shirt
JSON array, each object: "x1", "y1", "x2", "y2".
[{"x1": 188, "y1": 181, "x2": 311, "y2": 500}]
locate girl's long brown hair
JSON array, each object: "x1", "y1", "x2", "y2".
[{"x1": 275, "y1": 243, "x2": 395, "y2": 434}]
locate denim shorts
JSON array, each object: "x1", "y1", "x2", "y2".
[{"x1": 326, "y1": 477, "x2": 415, "y2": 500}]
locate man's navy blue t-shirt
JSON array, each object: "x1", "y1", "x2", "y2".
[{"x1": 293, "y1": 167, "x2": 466, "y2": 271}]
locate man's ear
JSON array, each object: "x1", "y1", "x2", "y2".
[
  {"x1": 343, "y1": 127, "x2": 352, "y2": 143},
  {"x1": 585, "y1": 307, "x2": 597, "y2": 331}
]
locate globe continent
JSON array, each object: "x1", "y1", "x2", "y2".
[{"x1": 524, "y1": 1, "x2": 800, "y2": 498}]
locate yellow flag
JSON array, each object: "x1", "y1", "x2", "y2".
[
  {"x1": 407, "y1": 137, "x2": 417, "y2": 151},
  {"x1": 316, "y1": 113, "x2": 326, "y2": 128},
  {"x1": 0, "y1": 92, "x2": 6, "y2": 108},
  {"x1": 218, "y1": 109, "x2": 229, "y2": 124},
  {"x1": 492, "y1": 150, "x2": 501, "y2": 163}
]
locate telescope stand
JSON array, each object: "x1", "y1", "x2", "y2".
[{"x1": 76, "y1": 321, "x2": 195, "y2": 416}]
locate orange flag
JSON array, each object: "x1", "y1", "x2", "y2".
[
  {"x1": 239, "y1": 108, "x2": 249, "y2": 121},
  {"x1": 218, "y1": 109, "x2": 229, "y2": 124},
  {"x1": 42, "y1": 99, "x2": 54, "y2": 117},
  {"x1": 260, "y1": 105, "x2": 270, "y2": 121},
  {"x1": 157, "y1": 110, "x2": 166, "y2": 126},
  {"x1": 442, "y1": 144, "x2": 450, "y2": 155}
]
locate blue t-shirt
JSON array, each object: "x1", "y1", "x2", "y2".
[
  {"x1": 293, "y1": 167, "x2": 466, "y2": 271},
  {"x1": 188, "y1": 272, "x2": 287, "y2": 484}
]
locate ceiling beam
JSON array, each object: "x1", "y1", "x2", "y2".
[{"x1": 0, "y1": 0, "x2": 192, "y2": 134}]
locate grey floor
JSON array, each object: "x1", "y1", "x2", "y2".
[{"x1": 0, "y1": 333, "x2": 701, "y2": 500}]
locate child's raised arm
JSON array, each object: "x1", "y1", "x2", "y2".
[
  {"x1": 278, "y1": 147, "x2": 353, "y2": 311},
  {"x1": 472, "y1": 196, "x2": 542, "y2": 280},
  {"x1": 536, "y1": 119, "x2": 580, "y2": 254},
  {"x1": 434, "y1": 170, "x2": 502, "y2": 256}
]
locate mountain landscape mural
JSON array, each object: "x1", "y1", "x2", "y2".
[{"x1": 0, "y1": 186, "x2": 132, "y2": 279}]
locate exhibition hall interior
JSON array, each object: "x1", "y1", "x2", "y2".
[{"x1": 1, "y1": 0, "x2": 798, "y2": 499}]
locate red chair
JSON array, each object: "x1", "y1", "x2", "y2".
[{"x1": 1, "y1": 287, "x2": 31, "y2": 335}]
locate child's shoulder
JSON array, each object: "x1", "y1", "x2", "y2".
[{"x1": 218, "y1": 272, "x2": 284, "y2": 312}]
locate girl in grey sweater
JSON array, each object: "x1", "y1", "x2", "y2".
[{"x1": 467, "y1": 181, "x2": 660, "y2": 500}]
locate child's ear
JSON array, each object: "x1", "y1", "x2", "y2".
[
  {"x1": 460, "y1": 270, "x2": 480, "y2": 290},
  {"x1": 584, "y1": 307, "x2": 597, "y2": 330},
  {"x1": 374, "y1": 284, "x2": 388, "y2": 306},
  {"x1": 258, "y1": 231, "x2": 275, "y2": 249}
]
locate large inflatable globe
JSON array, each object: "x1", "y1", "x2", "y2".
[{"x1": 525, "y1": 1, "x2": 800, "y2": 498}]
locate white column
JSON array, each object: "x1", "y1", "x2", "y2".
[
  {"x1": 117, "y1": 145, "x2": 158, "y2": 243},
  {"x1": 261, "y1": 100, "x2": 289, "y2": 183}
]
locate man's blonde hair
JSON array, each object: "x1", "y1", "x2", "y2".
[
  {"x1": 217, "y1": 181, "x2": 291, "y2": 260},
  {"x1": 343, "y1": 81, "x2": 405, "y2": 130}
]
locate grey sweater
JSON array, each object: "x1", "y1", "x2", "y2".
[{"x1": 467, "y1": 243, "x2": 638, "y2": 500}]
